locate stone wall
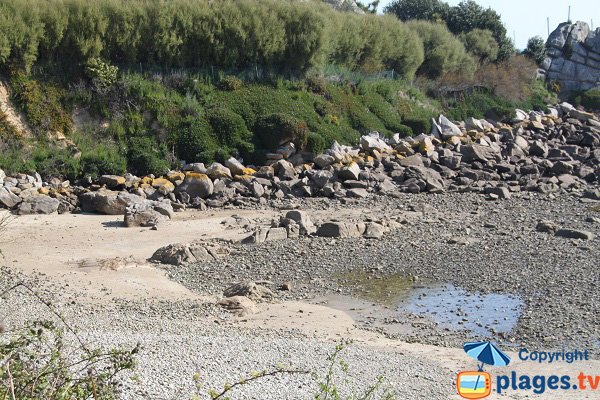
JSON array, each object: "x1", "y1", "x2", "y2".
[{"x1": 543, "y1": 21, "x2": 600, "y2": 92}]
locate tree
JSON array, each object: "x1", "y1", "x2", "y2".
[
  {"x1": 460, "y1": 29, "x2": 499, "y2": 63},
  {"x1": 356, "y1": 0, "x2": 380, "y2": 14},
  {"x1": 523, "y1": 36, "x2": 547, "y2": 65},
  {"x1": 385, "y1": 0, "x2": 514, "y2": 61},
  {"x1": 383, "y1": 0, "x2": 449, "y2": 23},
  {"x1": 445, "y1": 1, "x2": 513, "y2": 61}
]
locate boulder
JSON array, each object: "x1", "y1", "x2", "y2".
[
  {"x1": 337, "y1": 162, "x2": 360, "y2": 181},
  {"x1": 175, "y1": 173, "x2": 213, "y2": 199},
  {"x1": 207, "y1": 163, "x2": 232, "y2": 180},
  {"x1": 438, "y1": 115, "x2": 462, "y2": 139},
  {"x1": 360, "y1": 132, "x2": 391, "y2": 152},
  {"x1": 225, "y1": 157, "x2": 246, "y2": 176},
  {"x1": 274, "y1": 160, "x2": 296, "y2": 180},
  {"x1": 311, "y1": 170, "x2": 333, "y2": 188},
  {"x1": 460, "y1": 144, "x2": 501, "y2": 163},
  {"x1": 285, "y1": 210, "x2": 316, "y2": 235},
  {"x1": 316, "y1": 221, "x2": 361, "y2": 238},
  {"x1": 17, "y1": 196, "x2": 60, "y2": 214},
  {"x1": 555, "y1": 228, "x2": 595, "y2": 240},
  {"x1": 99, "y1": 175, "x2": 126, "y2": 189},
  {"x1": 223, "y1": 281, "x2": 275, "y2": 301},
  {"x1": 80, "y1": 191, "x2": 142, "y2": 214},
  {"x1": 0, "y1": 187, "x2": 22, "y2": 208},
  {"x1": 124, "y1": 203, "x2": 169, "y2": 227},
  {"x1": 150, "y1": 242, "x2": 228, "y2": 265},
  {"x1": 363, "y1": 222, "x2": 385, "y2": 239},
  {"x1": 218, "y1": 296, "x2": 256, "y2": 317},
  {"x1": 313, "y1": 154, "x2": 335, "y2": 168}
]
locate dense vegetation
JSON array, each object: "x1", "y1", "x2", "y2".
[
  {"x1": 0, "y1": 0, "x2": 555, "y2": 180},
  {"x1": 384, "y1": 0, "x2": 514, "y2": 61}
]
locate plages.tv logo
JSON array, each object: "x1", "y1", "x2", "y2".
[{"x1": 457, "y1": 341, "x2": 511, "y2": 399}]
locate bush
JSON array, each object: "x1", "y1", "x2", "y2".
[
  {"x1": 306, "y1": 131, "x2": 326, "y2": 154},
  {"x1": 581, "y1": 89, "x2": 600, "y2": 110},
  {"x1": 206, "y1": 108, "x2": 251, "y2": 147},
  {"x1": 523, "y1": 36, "x2": 547, "y2": 65},
  {"x1": 31, "y1": 147, "x2": 81, "y2": 180},
  {"x1": 127, "y1": 136, "x2": 170, "y2": 176},
  {"x1": 10, "y1": 76, "x2": 73, "y2": 136},
  {"x1": 217, "y1": 75, "x2": 243, "y2": 91},
  {"x1": 79, "y1": 145, "x2": 127, "y2": 178},
  {"x1": 177, "y1": 116, "x2": 218, "y2": 164},
  {"x1": 85, "y1": 57, "x2": 118, "y2": 91},
  {"x1": 254, "y1": 113, "x2": 308, "y2": 150},
  {"x1": 395, "y1": 124, "x2": 414, "y2": 137},
  {"x1": 460, "y1": 29, "x2": 499, "y2": 63},
  {"x1": 447, "y1": 92, "x2": 514, "y2": 121},
  {"x1": 406, "y1": 21, "x2": 475, "y2": 79},
  {"x1": 402, "y1": 117, "x2": 431, "y2": 135}
]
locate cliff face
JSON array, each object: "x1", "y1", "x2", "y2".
[{"x1": 543, "y1": 21, "x2": 600, "y2": 92}]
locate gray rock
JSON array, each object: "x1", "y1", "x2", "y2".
[
  {"x1": 223, "y1": 281, "x2": 274, "y2": 301},
  {"x1": 555, "y1": 228, "x2": 595, "y2": 240},
  {"x1": 285, "y1": 210, "x2": 316, "y2": 235},
  {"x1": 218, "y1": 296, "x2": 256, "y2": 317},
  {"x1": 207, "y1": 163, "x2": 232, "y2": 180},
  {"x1": 225, "y1": 157, "x2": 246, "y2": 176},
  {"x1": 460, "y1": 144, "x2": 500, "y2": 163},
  {"x1": 310, "y1": 170, "x2": 333, "y2": 188},
  {"x1": 363, "y1": 222, "x2": 385, "y2": 239},
  {"x1": 274, "y1": 160, "x2": 296, "y2": 180},
  {"x1": 266, "y1": 227, "x2": 288, "y2": 241},
  {"x1": 347, "y1": 188, "x2": 369, "y2": 198},
  {"x1": 17, "y1": 195, "x2": 60, "y2": 214},
  {"x1": 0, "y1": 187, "x2": 22, "y2": 208},
  {"x1": 536, "y1": 220, "x2": 559, "y2": 233},
  {"x1": 316, "y1": 222, "x2": 361, "y2": 238},
  {"x1": 485, "y1": 187, "x2": 511, "y2": 200},
  {"x1": 314, "y1": 154, "x2": 335, "y2": 168},
  {"x1": 399, "y1": 154, "x2": 424, "y2": 167},
  {"x1": 175, "y1": 173, "x2": 214, "y2": 199},
  {"x1": 338, "y1": 162, "x2": 360, "y2": 181},
  {"x1": 150, "y1": 242, "x2": 227, "y2": 265},
  {"x1": 124, "y1": 203, "x2": 169, "y2": 227}
]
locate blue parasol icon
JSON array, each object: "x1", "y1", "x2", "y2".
[
  {"x1": 464, "y1": 341, "x2": 511, "y2": 391},
  {"x1": 464, "y1": 341, "x2": 511, "y2": 369}
]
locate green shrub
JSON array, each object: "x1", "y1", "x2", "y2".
[
  {"x1": 177, "y1": 116, "x2": 218, "y2": 163},
  {"x1": 10, "y1": 76, "x2": 73, "y2": 136},
  {"x1": 407, "y1": 20, "x2": 476, "y2": 79},
  {"x1": 460, "y1": 29, "x2": 499, "y2": 63},
  {"x1": 85, "y1": 57, "x2": 118, "y2": 91},
  {"x1": 396, "y1": 123, "x2": 415, "y2": 137},
  {"x1": 254, "y1": 113, "x2": 308, "y2": 150},
  {"x1": 306, "y1": 131, "x2": 326, "y2": 154},
  {"x1": 79, "y1": 145, "x2": 127, "y2": 178},
  {"x1": 217, "y1": 75, "x2": 243, "y2": 91},
  {"x1": 581, "y1": 89, "x2": 600, "y2": 110},
  {"x1": 206, "y1": 108, "x2": 251, "y2": 146},
  {"x1": 31, "y1": 146, "x2": 80, "y2": 180},
  {"x1": 127, "y1": 136, "x2": 170, "y2": 176},
  {"x1": 402, "y1": 117, "x2": 431, "y2": 135},
  {"x1": 447, "y1": 92, "x2": 513, "y2": 121}
]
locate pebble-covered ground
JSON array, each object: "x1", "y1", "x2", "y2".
[
  {"x1": 169, "y1": 191, "x2": 600, "y2": 351},
  {"x1": 1, "y1": 190, "x2": 598, "y2": 399}
]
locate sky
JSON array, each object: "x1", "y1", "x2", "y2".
[{"x1": 377, "y1": 0, "x2": 599, "y2": 49}]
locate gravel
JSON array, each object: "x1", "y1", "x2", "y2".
[{"x1": 169, "y1": 191, "x2": 600, "y2": 351}]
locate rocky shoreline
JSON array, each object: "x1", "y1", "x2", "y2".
[{"x1": 0, "y1": 103, "x2": 598, "y2": 225}]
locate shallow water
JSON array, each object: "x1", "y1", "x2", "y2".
[
  {"x1": 338, "y1": 271, "x2": 522, "y2": 338},
  {"x1": 402, "y1": 283, "x2": 522, "y2": 338}
]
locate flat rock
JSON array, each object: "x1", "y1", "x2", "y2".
[
  {"x1": 555, "y1": 229, "x2": 595, "y2": 240},
  {"x1": 17, "y1": 195, "x2": 60, "y2": 214}
]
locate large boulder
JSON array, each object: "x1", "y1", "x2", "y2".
[
  {"x1": 337, "y1": 162, "x2": 360, "y2": 181},
  {"x1": 17, "y1": 196, "x2": 60, "y2": 215},
  {"x1": 175, "y1": 173, "x2": 213, "y2": 199},
  {"x1": 79, "y1": 190, "x2": 146, "y2": 215},
  {"x1": 0, "y1": 187, "x2": 21, "y2": 208},
  {"x1": 460, "y1": 144, "x2": 501, "y2": 163},
  {"x1": 124, "y1": 203, "x2": 169, "y2": 227},
  {"x1": 207, "y1": 163, "x2": 232, "y2": 180},
  {"x1": 224, "y1": 157, "x2": 246, "y2": 176},
  {"x1": 150, "y1": 242, "x2": 228, "y2": 265},
  {"x1": 360, "y1": 132, "x2": 391, "y2": 152}
]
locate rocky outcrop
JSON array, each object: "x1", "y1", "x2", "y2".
[{"x1": 543, "y1": 21, "x2": 600, "y2": 92}]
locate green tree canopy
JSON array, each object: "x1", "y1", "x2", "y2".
[{"x1": 522, "y1": 36, "x2": 547, "y2": 65}]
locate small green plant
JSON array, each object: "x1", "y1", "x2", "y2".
[
  {"x1": 254, "y1": 113, "x2": 308, "y2": 150},
  {"x1": 581, "y1": 89, "x2": 600, "y2": 110},
  {"x1": 85, "y1": 58, "x2": 119, "y2": 92},
  {"x1": 312, "y1": 341, "x2": 395, "y2": 400},
  {"x1": 217, "y1": 76, "x2": 243, "y2": 91},
  {"x1": 0, "y1": 281, "x2": 138, "y2": 400}
]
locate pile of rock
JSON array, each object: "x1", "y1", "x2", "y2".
[
  {"x1": 0, "y1": 102, "x2": 598, "y2": 220},
  {"x1": 150, "y1": 241, "x2": 229, "y2": 266}
]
